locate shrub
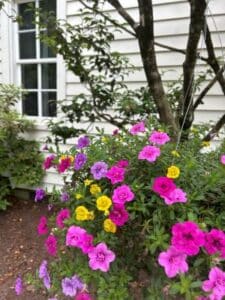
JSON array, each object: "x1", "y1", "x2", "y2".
[
  {"x1": 0, "y1": 84, "x2": 44, "y2": 209},
  {"x1": 28, "y1": 122, "x2": 225, "y2": 299}
]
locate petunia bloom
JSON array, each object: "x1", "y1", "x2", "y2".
[
  {"x1": 15, "y1": 276, "x2": 23, "y2": 295},
  {"x1": 88, "y1": 242, "x2": 116, "y2": 272},
  {"x1": 61, "y1": 275, "x2": 84, "y2": 297},
  {"x1": 39, "y1": 260, "x2": 51, "y2": 289},
  {"x1": 152, "y1": 177, "x2": 176, "y2": 197},
  {"x1": 158, "y1": 246, "x2": 188, "y2": 278},
  {"x1": 149, "y1": 130, "x2": 170, "y2": 145},
  {"x1": 66, "y1": 225, "x2": 86, "y2": 248},
  {"x1": 115, "y1": 160, "x2": 129, "y2": 169},
  {"x1": 202, "y1": 267, "x2": 225, "y2": 299},
  {"x1": 43, "y1": 154, "x2": 56, "y2": 170},
  {"x1": 138, "y1": 145, "x2": 160, "y2": 163},
  {"x1": 76, "y1": 136, "x2": 90, "y2": 149},
  {"x1": 112, "y1": 184, "x2": 135, "y2": 205},
  {"x1": 129, "y1": 121, "x2": 145, "y2": 135},
  {"x1": 75, "y1": 292, "x2": 93, "y2": 300},
  {"x1": 109, "y1": 204, "x2": 129, "y2": 227},
  {"x1": 58, "y1": 156, "x2": 72, "y2": 173},
  {"x1": 106, "y1": 166, "x2": 125, "y2": 184},
  {"x1": 74, "y1": 153, "x2": 87, "y2": 170},
  {"x1": 162, "y1": 188, "x2": 187, "y2": 205},
  {"x1": 37, "y1": 216, "x2": 48, "y2": 235},
  {"x1": 171, "y1": 221, "x2": 205, "y2": 256},
  {"x1": 45, "y1": 234, "x2": 57, "y2": 256},
  {"x1": 56, "y1": 208, "x2": 70, "y2": 229},
  {"x1": 91, "y1": 161, "x2": 108, "y2": 180},
  {"x1": 35, "y1": 188, "x2": 45, "y2": 202},
  {"x1": 60, "y1": 191, "x2": 70, "y2": 202},
  {"x1": 220, "y1": 155, "x2": 225, "y2": 165},
  {"x1": 204, "y1": 229, "x2": 225, "y2": 258}
]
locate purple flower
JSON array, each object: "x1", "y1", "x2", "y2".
[
  {"x1": 15, "y1": 276, "x2": 23, "y2": 295},
  {"x1": 61, "y1": 275, "x2": 84, "y2": 297},
  {"x1": 39, "y1": 260, "x2": 51, "y2": 290},
  {"x1": 60, "y1": 192, "x2": 70, "y2": 202},
  {"x1": 77, "y1": 136, "x2": 90, "y2": 149},
  {"x1": 91, "y1": 161, "x2": 108, "y2": 180},
  {"x1": 75, "y1": 153, "x2": 87, "y2": 170},
  {"x1": 35, "y1": 188, "x2": 45, "y2": 202}
]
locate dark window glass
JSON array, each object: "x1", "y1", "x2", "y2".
[
  {"x1": 40, "y1": 40, "x2": 56, "y2": 58},
  {"x1": 42, "y1": 92, "x2": 57, "y2": 117},
  {"x1": 40, "y1": 0, "x2": 56, "y2": 14},
  {"x1": 18, "y1": 2, "x2": 35, "y2": 30},
  {"x1": 19, "y1": 32, "x2": 36, "y2": 59},
  {"x1": 41, "y1": 64, "x2": 56, "y2": 89},
  {"x1": 21, "y1": 64, "x2": 37, "y2": 89},
  {"x1": 23, "y1": 92, "x2": 38, "y2": 116}
]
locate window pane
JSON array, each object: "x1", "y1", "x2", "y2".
[
  {"x1": 19, "y1": 32, "x2": 36, "y2": 59},
  {"x1": 23, "y1": 92, "x2": 38, "y2": 116},
  {"x1": 18, "y1": 2, "x2": 35, "y2": 30},
  {"x1": 40, "y1": 39, "x2": 56, "y2": 58},
  {"x1": 40, "y1": 0, "x2": 56, "y2": 14},
  {"x1": 21, "y1": 64, "x2": 37, "y2": 89},
  {"x1": 41, "y1": 64, "x2": 56, "y2": 89},
  {"x1": 42, "y1": 92, "x2": 57, "y2": 117}
]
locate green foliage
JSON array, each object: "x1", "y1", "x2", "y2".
[
  {"x1": 0, "y1": 84, "x2": 44, "y2": 209},
  {"x1": 30, "y1": 123, "x2": 225, "y2": 299}
]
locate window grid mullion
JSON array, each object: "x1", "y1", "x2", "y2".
[{"x1": 38, "y1": 61, "x2": 42, "y2": 116}]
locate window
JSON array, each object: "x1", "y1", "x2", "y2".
[{"x1": 18, "y1": 0, "x2": 57, "y2": 117}]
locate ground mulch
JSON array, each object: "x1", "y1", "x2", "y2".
[{"x1": 0, "y1": 196, "x2": 50, "y2": 300}]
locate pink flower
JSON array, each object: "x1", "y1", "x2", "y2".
[
  {"x1": 56, "y1": 208, "x2": 71, "y2": 229},
  {"x1": 80, "y1": 233, "x2": 94, "y2": 254},
  {"x1": 106, "y1": 166, "x2": 125, "y2": 184},
  {"x1": 115, "y1": 160, "x2": 129, "y2": 169},
  {"x1": 58, "y1": 157, "x2": 71, "y2": 173},
  {"x1": 45, "y1": 234, "x2": 57, "y2": 256},
  {"x1": 66, "y1": 226, "x2": 86, "y2": 248},
  {"x1": 129, "y1": 121, "x2": 145, "y2": 135},
  {"x1": 109, "y1": 204, "x2": 129, "y2": 227},
  {"x1": 88, "y1": 242, "x2": 116, "y2": 272},
  {"x1": 37, "y1": 216, "x2": 48, "y2": 235},
  {"x1": 43, "y1": 154, "x2": 56, "y2": 170},
  {"x1": 162, "y1": 188, "x2": 187, "y2": 205},
  {"x1": 220, "y1": 155, "x2": 225, "y2": 165},
  {"x1": 112, "y1": 184, "x2": 134, "y2": 205},
  {"x1": 204, "y1": 229, "x2": 225, "y2": 258},
  {"x1": 149, "y1": 131, "x2": 170, "y2": 145},
  {"x1": 75, "y1": 292, "x2": 93, "y2": 300},
  {"x1": 138, "y1": 145, "x2": 160, "y2": 162},
  {"x1": 158, "y1": 246, "x2": 188, "y2": 278},
  {"x1": 152, "y1": 177, "x2": 176, "y2": 197},
  {"x1": 171, "y1": 221, "x2": 205, "y2": 256},
  {"x1": 202, "y1": 267, "x2": 225, "y2": 299}
]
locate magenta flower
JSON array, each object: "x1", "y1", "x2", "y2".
[
  {"x1": 56, "y1": 208, "x2": 70, "y2": 229},
  {"x1": 129, "y1": 121, "x2": 145, "y2": 135},
  {"x1": 138, "y1": 145, "x2": 160, "y2": 162},
  {"x1": 109, "y1": 204, "x2": 129, "y2": 226},
  {"x1": 45, "y1": 234, "x2": 57, "y2": 256},
  {"x1": 112, "y1": 184, "x2": 135, "y2": 205},
  {"x1": 152, "y1": 177, "x2": 176, "y2": 197},
  {"x1": 106, "y1": 166, "x2": 125, "y2": 184},
  {"x1": 76, "y1": 136, "x2": 90, "y2": 149},
  {"x1": 149, "y1": 130, "x2": 170, "y2": 145},
  {"x1": 162, "y1": 188, "x2": 187, "y2": 205},
  {"x1": 115, "y1": 160, "x2": 129, "y2": 169},
  {"x1": 15, "y1": 276, "x2": 23, "y2": 295},
  {"x1": 158, "y1": 246, "x2": 188, "y2": 278},
  {"x1": 204, "y1": 229, "x2": 225, "y2": 258},
  {"x1": 75, "y1": 292, "x2": 93, "y2": 300},
  {"x1": 43, "y1": 154, "x2": 56, "y2": 170},
  {"x1": 91, "y1": 161, "x2": 108, "y2": 180},
  {"x1": 37, "y1": 216, "x2": 48, "y2": 235},
  {"x1": 220, "y1": 155, "x2": 225, "y2": 165},
  {"x1": 202, "y1": 267, "x2": 225, "y2": 299},
  {"x1": 74, "y1": 153, "x2": 87, "y2": 170},
  {"x1": 88, "y1": 242, "x2": 116, "y2": 272},
  {"x1": 80, "y1": 232, "x2": 94, "y2": 254},
  {"x1": 58, "y1": 157, "x2": 71, "y2": 173},
  {"x1": 171, "y1": 221, "x2": 205, "y2": 256},
  {"x1": 66, "y1": 225, "x2": 86, "y2": 248},
  {"x1": 34, "y1": 188, "x2": 45, "y2": 202}
]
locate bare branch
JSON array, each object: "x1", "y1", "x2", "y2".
[
  {"x1": 107, "y1": 0, "x2": 139, "y2": 32},
  {"x1": 193, "y1": 63, "x2": 225, "y2": 110},
  {"x1": 203, "y1": 113, "x2": 225, "y2": 141}
]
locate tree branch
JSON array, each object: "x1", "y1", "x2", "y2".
[
  {"x1": 193, "y1": 63, "x2": 225, "y2": 110},
  {"x1": 107, "y1": 0, "x2": 139, "y2": 33},
  {"x1": 203, "y1": 113, "x2": 225, "y2": 141}
]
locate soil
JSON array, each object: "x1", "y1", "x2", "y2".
[{"x1": 0, "y1": 196, "x2": 51, "y2": 300}]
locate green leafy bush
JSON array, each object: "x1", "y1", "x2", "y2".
[
  {"x1": 28, "y1": 121, "x2": 225, "y2": 300},
  {"x1": 0, "y1": 84, "x2": 44, "y2": 209}
]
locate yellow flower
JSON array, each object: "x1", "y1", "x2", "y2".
[
  {"x1": 75, "y1": 193, "x2": 83, "y2": 200},
  {"x1": 191, "y1": 127, "x2": 199, "y2": 133},
  {"x1": 201, "y1": 141, "x2": 210, "y2": 147},
  {"x1": 87, "y1": 211, "x2": 95, "y2": 220},
  {"x1": 96, "y1": 195, "x2": 112, "y2": 212},
  {"x1": 167, "y1": 165, "x2": 180, "y2": 179},
  {"x1": 101, "y1": 136, "x2": 108, "y2": 143},
  {"x1": 103, "y1": 219, "x2": 117, "y2": 233},
  {"x1": 75, "y1": 206, "x2": 90, "y2": 221},
  {"x1": 84, "y1": 179, "x2": 93, "y2": 186},
  {"x1": 59, "y1": 155, "x2": 74, "y2": 163},
  {"x1": 171, "y1": 150, "x2": 180, "y2": 158},
  {"x1": 90, "y1": 184, "x2": 101, "y2": 195}
]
